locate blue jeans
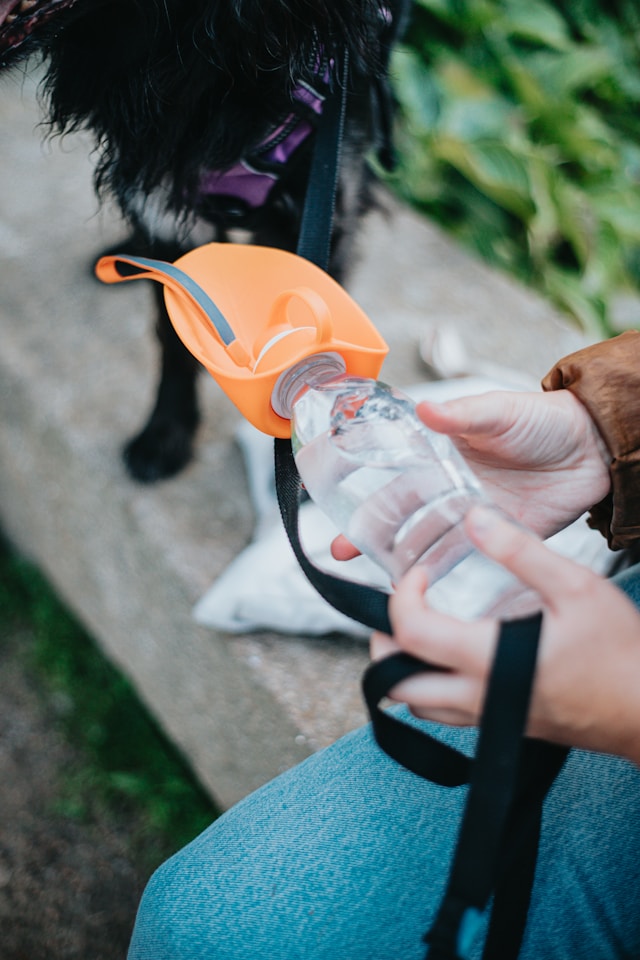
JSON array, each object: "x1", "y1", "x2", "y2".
[{"x1": 128, "y1": 564, "x2": 640, "y2": 959}]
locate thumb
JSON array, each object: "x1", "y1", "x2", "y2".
[{"x1": 416, "y1": 392, "x2": 513, "y2": 439}]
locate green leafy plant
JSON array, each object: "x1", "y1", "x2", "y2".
[{"x1": 390, "y1": 0, "x2": 640, "y2": 335}]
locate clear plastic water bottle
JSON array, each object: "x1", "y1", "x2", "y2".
[{"x1": 273, "y1": 365, "x2": 539, "y2": 620}]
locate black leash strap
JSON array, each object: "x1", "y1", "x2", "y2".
[
  {"x1": 361, "y1": 650, "x2": 470, "y2": 786},
  {"x1": 296, "y1": 49, "x2": 349, "y2": 270},
  {"x1": 363, "y1": 615, "x2": 569, "y2": 960},
  {"x1": 274, "y1": 436, "x2": 392, "y2": 633},
  {"x1": 274, "y1": 50, "x2": 397, "y2": 637}
]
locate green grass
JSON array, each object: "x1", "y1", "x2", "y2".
[{"x1": 0, "y1": 534, "x2": 219, "y2": 871}]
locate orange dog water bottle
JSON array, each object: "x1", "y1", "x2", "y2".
[{"x1": 96, "y1": 243, "x2": 388, "y2": 437}]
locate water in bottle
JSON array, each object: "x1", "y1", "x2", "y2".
[{"x1": 276, "y1": 371, "x2": 538, "y2": 620}]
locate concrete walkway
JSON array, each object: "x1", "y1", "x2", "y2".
[{"x1": 0, "y1": 67, "x2": 589, "y2": 808}]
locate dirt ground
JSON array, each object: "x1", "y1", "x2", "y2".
[{"x1": 0, "y1": 628, "x2": 148, "y2": 960}]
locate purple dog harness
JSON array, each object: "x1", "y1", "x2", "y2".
[{"x1": 198, "y1": 69, "x2": 330, "y2": 214}]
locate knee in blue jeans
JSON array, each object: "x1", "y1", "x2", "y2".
[{"x1": 128, "y1": 849, "x2": 215, "y2": 960}]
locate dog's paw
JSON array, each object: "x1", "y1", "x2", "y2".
[{"x1": 123, "y1": 420, "x2": 197, "y2": 483}]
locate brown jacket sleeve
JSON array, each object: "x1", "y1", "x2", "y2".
[{"x1": 541, "y1": 330, "x2": 640, "y2": 549}]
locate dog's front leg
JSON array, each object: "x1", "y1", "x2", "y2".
[{"x1": 123, "y1": 282, "x2": 201, "y2": 483}]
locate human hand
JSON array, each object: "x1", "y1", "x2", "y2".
[
  {"x1": 331, "y1": 387, "x2": 610, "y2": 563},
  {"x1": 371, "y1": 506, "x2": 640, "y2": 764},
  {"x1": 414, "y1": 389, "x2": 610, "y2": 539}
]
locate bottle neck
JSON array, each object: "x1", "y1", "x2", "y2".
[{"x1": 271, "y1": 352, "x2": 347, "y2": 419}]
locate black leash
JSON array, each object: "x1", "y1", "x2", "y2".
[
  {"x1": 277, "y1": 428, "x2": 568, "y2": 957},
  {"x1": 275, "y1": 44, "x2": 569, "y2": 960},
  {"x1": 363, "y1": 620, "x2": 568, "y2": 960},
  {"x1": 296, "y1": 48, "x2": 349, "y2": 270},
  {"x1": 274, "y1": 45, "x2": 395, "y2": 633},
  {"x1": 274, "y1": 436, "x2": 391, "y2": 633}
]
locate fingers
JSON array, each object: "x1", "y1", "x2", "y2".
[
  {"x1": 370, "y1": 631, "x2": 401, "y2": 661},
  {"x1": 416, "y1": 393, "x2": 518, "y2": 438},
  {"x1": 387, "y1": 673, "x2": 483, "y2": 724},
  {"x1": 372, "y1": 564, "x2": 498, "y2": 727},
  {"x1": 386, "y1": 567, "x2": 496, "y2": 671},
  {"x1": 330, "y1": 534, "x2": 361, "y2": 561},
  {"x1": 465, "y1": 505, "x2": 595, "y2": 606},
  {"x1": 371, "y1": 620, "x2": 482, "y2": 722}
]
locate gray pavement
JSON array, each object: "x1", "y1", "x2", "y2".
[{"x1": 0, "y1": 66, "x2": 590, "y2": 809}]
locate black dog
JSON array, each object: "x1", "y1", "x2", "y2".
[{"x1": 1, "y1": 0, "x2": 409, "y2": 481}]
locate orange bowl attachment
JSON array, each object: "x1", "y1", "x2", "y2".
[{"x1": 96, "y1": 243, "x2": 388, "y2": 437}]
